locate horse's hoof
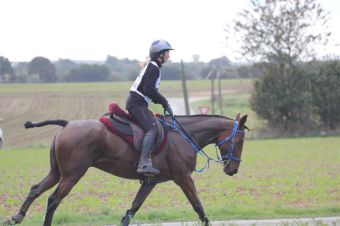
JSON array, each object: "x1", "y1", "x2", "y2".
[
  {"x1": 204, "y1": 219, "x2": 210, "y2": 226},
  {"x1": 11, "y1": 213, "x2": 24, "y2": 224},
  {"x1": 3, "y1": 218, "x2": 15, "y2": 226},
  {"x1": 121, "y1": 217, "x2": 129, "y2": 226},
  {"x1": 3, "y1": 218, "x2": 10, "y2": 226},
  {"x1": 202, "y1": 216, "x2": 209, "y2": 226},
  {"x1": 121, "y1": 213, "x2": 132, "y2": 226},
  {"x1": 24, "y1": 121, "x2": 34, "y2": 129}
]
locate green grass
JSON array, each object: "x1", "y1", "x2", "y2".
[
  {"x1": 0, "y1": 80, "x2": 338, "y2": 224},
  {"x1": 0, "y1": 137, "x2": 339, "y2": 225}
]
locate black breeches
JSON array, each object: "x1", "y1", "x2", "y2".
[{"x1": 128, "y1": 106, "x2": 158, "y2": 135}]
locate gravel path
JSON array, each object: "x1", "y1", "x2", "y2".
[
  {"x1": 109, "y1": 216, "x2": 340, "y2": 226},
  {"x1": 167, "y1": 97, "x2": 208, "y2": 115}
]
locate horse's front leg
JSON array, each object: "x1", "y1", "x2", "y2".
[
  {"x1": 175, "y1": 176, "x2": 210, "y2": 226},
  {"x1": 121, "y1": 181, "x2": 157, "y2": 226}
]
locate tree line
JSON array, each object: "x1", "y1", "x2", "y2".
[
  {"x1": 0, "y1": 55, "x2": 262, "y2": 83},
  {"x1": 251, "y1": 59, "x2": 340, "y2": 134}
]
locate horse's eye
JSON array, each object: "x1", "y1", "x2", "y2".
[{"x1": 237, "y1": 140, "x2": 244, "y2": 146}]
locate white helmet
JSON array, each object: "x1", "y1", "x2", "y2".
[{"x1": 149, "y1": 40, "x2": 174, "y2": 58}]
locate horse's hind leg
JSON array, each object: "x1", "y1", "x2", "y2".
[
  {"x1": 4, "y1": 139, "x2": 60, "y2": 225},
  {"x1": 8, "y1": 170, "x2": 60, "y2": 225},
  {"x1": 121, "y1": 181, "x2": 157, "y2": 226},
  {"x1": 43, "y1": 170, "x2": 87, "y2": 226}
]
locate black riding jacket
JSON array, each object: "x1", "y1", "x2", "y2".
[{"x1": 126, "y1": 59, "x2": 168, "y2": 110}]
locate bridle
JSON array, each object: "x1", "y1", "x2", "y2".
[
  {"x1": 215, "y1": 120, "x2": 245, "y2": 165},
  {"x1": 158, "y1": 115, "x2": 245, "y2": 172}
]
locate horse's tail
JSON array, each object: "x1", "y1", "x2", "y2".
[{"x1": 24, "y1": 120, "x2": 68, "y2": 129}]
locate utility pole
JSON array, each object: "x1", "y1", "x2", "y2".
[
  {"x1": 181, "y1": 60, "x2": 190, "y2": 115},
  {"x1": 211, "y1": 75, "x2": 215, "y2": 115},
  {"x1": 206, "y1": 68, "x2": 216, "y2": 115},
  {"x1": 217, "y1": 69, "x2": 223, "y2": 115}
]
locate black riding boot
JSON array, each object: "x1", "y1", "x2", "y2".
[{"x1": 137, "y1": 130, "x2": 160, "y2": 176}]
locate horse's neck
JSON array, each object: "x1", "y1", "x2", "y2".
[{"x1": 176, "y1": 115, "x2": 232, "y2": 148}]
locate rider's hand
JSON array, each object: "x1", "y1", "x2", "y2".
[{"x1": 163, "y1": 103, "x2": 174, "y2": 116}]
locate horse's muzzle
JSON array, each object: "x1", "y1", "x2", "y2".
[{"x1": 223, "y1": 165, "x2": 238, "y2": 176}]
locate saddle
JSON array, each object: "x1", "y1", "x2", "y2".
[{"x1": 99, "y1": 102, "x2": 168, "y2": 155}]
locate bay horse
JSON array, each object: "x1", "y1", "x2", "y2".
[{"x1": 4, "y1": 113, "x2": 247, "y2": 226}]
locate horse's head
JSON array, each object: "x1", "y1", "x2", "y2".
[{"x1": 217, "y1": 114, "x2": 248, "y2": 176}]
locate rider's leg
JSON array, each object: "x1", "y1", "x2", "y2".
[
  {"x1": 129, "y1": 106, "x2": 159, "y2": 176},
  {"x1": 137, "y1": 127, "x2": 159, "y2": 175}
]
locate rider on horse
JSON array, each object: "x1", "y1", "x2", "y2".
[{"x1": 126, "y1": 39, "x2": 174, "y2": 176}]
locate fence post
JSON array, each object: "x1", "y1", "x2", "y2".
[{"x1": 181, "y1": 60, "x2": 190, "y2": 115}]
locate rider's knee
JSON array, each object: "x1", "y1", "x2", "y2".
[{"x1": 145, "y1": 126, "x2": 158, "y2": 138}]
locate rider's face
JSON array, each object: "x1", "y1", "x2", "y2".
[{"x1": 162, "y1": 51, "x2": 170, "y2": 63}]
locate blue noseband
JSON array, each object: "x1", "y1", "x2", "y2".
[{"x1": 215, "y1": 121, "x2": 244, "y2": 162}]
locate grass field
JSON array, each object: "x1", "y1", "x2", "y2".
[
  {"x1": 0, "y1": 137, "x2": 339, "y2": 225},
  {"x1": 0, "y1": 80, "x2": 339, "y2": 225}
]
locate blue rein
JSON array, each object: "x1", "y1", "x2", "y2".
[{"x1": 157, "y1": 115, "x2": 243, "y2": 172}]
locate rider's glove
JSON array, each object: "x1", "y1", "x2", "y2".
[{"x1": 163, "y1": 103, "x2": 174, "y2": 116}]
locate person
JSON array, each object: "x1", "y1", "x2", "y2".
[{"x1": 126, "y1": 39, "x2": 174, "y2": 176}]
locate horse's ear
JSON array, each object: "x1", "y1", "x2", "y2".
[
  {"x1": 236, "y1": 113, "x2": 241, "y2": 121},
  {"x1": 239, "y1": 115, "x2": 248, "y2": 130}
]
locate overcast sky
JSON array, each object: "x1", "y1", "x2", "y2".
[{"x1": 1, "y1": 0, "x2": 339, "y2": 62}]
